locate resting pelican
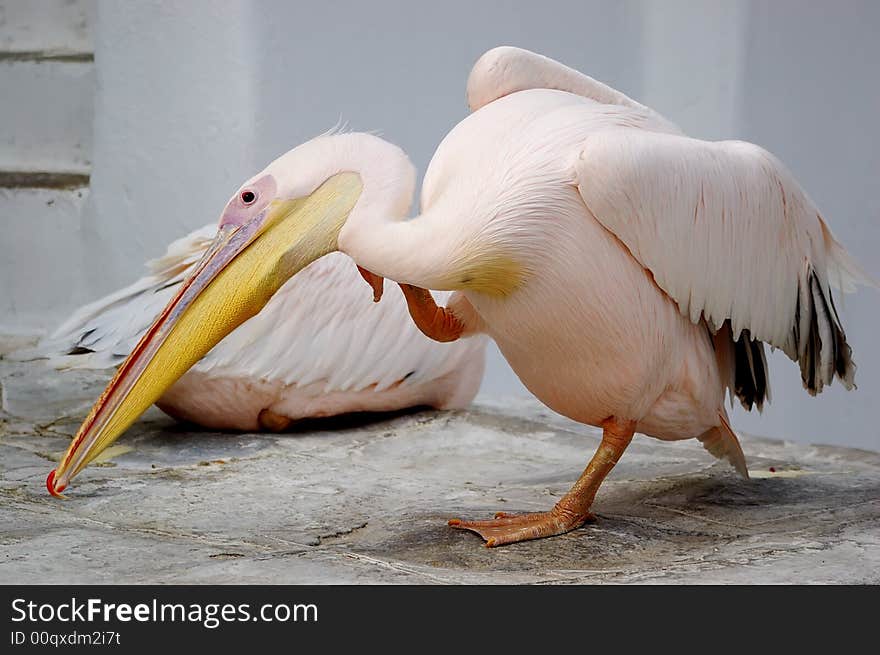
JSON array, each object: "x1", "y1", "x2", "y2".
[
  {"x1": 50, "y1": 47, "x2": 873, "y2": 548},
  {"x1": 44, "y1": 228, "x2": 485, "y2": 431}
]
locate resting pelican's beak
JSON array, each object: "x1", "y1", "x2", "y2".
[{"x1": 48, "y1": 172, "x2": 362, "y2": 497}]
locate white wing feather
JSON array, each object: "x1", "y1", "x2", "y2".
[{"x1": 574, "y1": 129, "x2": 874, "y2": 393}]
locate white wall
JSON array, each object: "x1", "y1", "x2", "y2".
[{"x1": 3, "y1": 0, "x2": 878, "y2": 450}]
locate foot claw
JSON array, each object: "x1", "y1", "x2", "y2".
[{"x1": 449, "y1": 510, "x2": 595, "y2": 547}]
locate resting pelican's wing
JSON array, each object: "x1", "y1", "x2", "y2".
[
  {"x1": 466, "y1": 46, "x2": 677, "y2": 132},
  {"x1": 46, "y1": 224, "x2": 217, "y2": 369},
  {"x1": 574, "y1": 128, "x2": 875, "y2": 396}
]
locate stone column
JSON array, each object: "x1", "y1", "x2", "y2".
[{"x1": 81, "y1": 0, "x2": 259, "y2": 299}]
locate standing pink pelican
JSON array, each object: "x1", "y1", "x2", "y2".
[{"x1": 50, "y1": 47, "x2": 873, "y2": 548}]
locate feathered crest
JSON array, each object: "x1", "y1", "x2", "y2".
[{"x1": 316, "y1": 117, "x2": 383, "y2": 140}]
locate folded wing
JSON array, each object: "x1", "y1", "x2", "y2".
[{"x1": 575, "y1": 129, "x2": 874, "y2": 396}]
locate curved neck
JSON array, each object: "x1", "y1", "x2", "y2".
[
  {"x1": 332, "y1": 137, "x2": 461, "y2": 290},
  {"x1": 338, "y1": 204, "x2": 458, "y2": 290}
]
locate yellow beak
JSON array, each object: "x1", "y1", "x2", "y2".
[{"x1": 48, "y1": 172, "x2": 363, "y2": 497}]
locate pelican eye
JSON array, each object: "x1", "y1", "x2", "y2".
[{"x1": 241, "y1": 190, "x2": 256, "y2": 204}]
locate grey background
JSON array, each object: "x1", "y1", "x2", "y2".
[{"x1": 2, "y1": 1, "x2": 878, "y2": 450}]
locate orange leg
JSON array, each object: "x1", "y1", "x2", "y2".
[
  {"x1": 258, "y1": 409, "x2": 293, "y2": 432},
  {"x1": 449, "y1": 417, "x2": 636, "y2": 547},
  {"x1": 398, "y1": 283, "x2": 465, "y2": 343},
  {"x1": 357, "y1": 266, "x2": 385, "y2": 302}
]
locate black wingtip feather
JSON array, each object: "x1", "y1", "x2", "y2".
[
  {"x1": 794, "y1": 268, "x2": 856, "y2": 395},
  {"x1": 732, "y1": 328, "x2": 769, "y2": 412}
]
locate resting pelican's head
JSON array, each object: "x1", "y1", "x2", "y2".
[{"x1": 48, "y1": 132, "x2": 415, "y2": 496}]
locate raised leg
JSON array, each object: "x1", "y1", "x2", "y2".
[
  {"x1": 449, "y1": 417, "x2": 636, "y2": 547},
  {"x1": 357, "y1": 266, "x2": 385, "y2": 302},
  {"x1": 398, "y1": 284, "x2": 466, "y2": 342},
  {"x1": 356, "y1": 265, "x2": 483, "y2": 341}
]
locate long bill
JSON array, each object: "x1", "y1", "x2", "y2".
[{"x1": 48, "y1": 172, "x2": 363, "y2": 497}]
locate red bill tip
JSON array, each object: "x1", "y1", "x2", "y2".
[{"x1": 46, "y1": 469, "x2": 67, "y2": 499}]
